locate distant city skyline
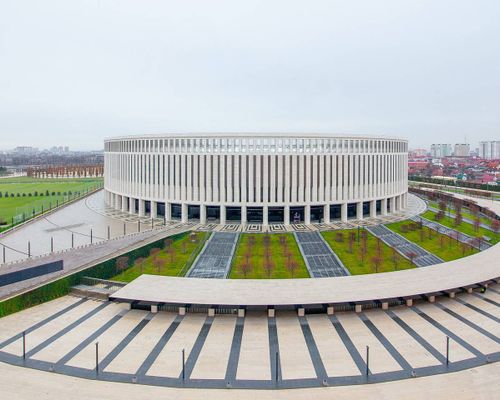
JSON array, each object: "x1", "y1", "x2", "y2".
[{"x1": 1, "y1": 0, "x2": 499, "y2": 151}]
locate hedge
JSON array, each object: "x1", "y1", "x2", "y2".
[{"x1": 0, "y1": 231, "x2": 189, "y2": 318}]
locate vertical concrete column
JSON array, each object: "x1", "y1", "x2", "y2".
[
  {"x1": 263, "y1": 205, "x2": 269, "y2": 225},
  {"x1": 241, "y1": 205, "x2": 247, "y2": 225},
  {"x1": 121, "y1": 196, "x2": 128, "y2": 212},
  {"x1": 116, "y1": 194, "x2": 122, "y2": 210},
  {"x1": 356, "y1": 201, "x2": 363, "y2": 220},
  {"x1": 341, "y1": 203, "x2": 348, "y2": 222},
  {"x1": 398, "y1": 194, "x2": 403, "y2": 210},
  {"x1": 220, "y1": 205, "x2": 226, "y2": 225},
  {"x1": 381, "y1": 198, "x2": 388, "y2": 216},
  {"x1": 181, "y1": 203, "x2": 188, "y2": 223},
  {"x1": 200, "y1": 204, "x2": 207, "y2": 224},
  {"x1": 151, "y1": 201, "x2": 157, "y2": 219},
  {"x1": 323, "y1": 204, "x2": 330, "y2": 223},
  {"x1": 138, "y1": 199, "x2": 145, "y2": 217},
  {"x1": 304, "y1": 205, "x2": 311, "y2": 224},
  {"x1": 129, "y1": 197, "x2": 135, "y2": 214},
  {"x1": 370, "y1": 200, "x2": 376, "y2": 218},
  {"x1": 284, "y1": 205, "x2": 290, "y2": 225},
  {"x1": 166, "y1": 202, "x2": 172, "y2": 221}
]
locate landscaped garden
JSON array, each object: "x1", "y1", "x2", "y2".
[
  {"x1": 387, "y1": 220, "x2": 478, "y2": 261},
  {"x1": 322, "y1": 229, "x2": 415, "y2": 274},
  {"x1": 0, "y1": 176, "x2": 103, "y2": 231},
  {"x1": 229, "y1": 233, "x2": 309, "y2": 279},
  {"x1": 421, "y1": 210, "x2": 499, "y2": 245},
  {"x1": 112, "y1": 231, "x2": 210, "y2": 282}
]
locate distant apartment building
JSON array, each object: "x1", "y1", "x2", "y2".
[
  {"x1": 410, "y1": 148, "x2": 427, "y2": 157},
  {"x1": 479, "y1": 141, "x2": 500, "y2": 159},
  {"x1": 430, "y1": 144, "x2": 452, "y2": 158},
  {"x1": 13, "y1": 146, "x2": 38, "y2": 154},
  {"x1": 453, "y1": 143, "x2": 470, "y2": 157}
]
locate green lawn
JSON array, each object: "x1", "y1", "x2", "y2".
[
  {"x1": 322, "y1": 230, "x2": 414, "y2": 274},
  {"x1": 387, "y1": 221, "x2": 478, "y2": 261},
  {"x1": 421, "y1": 210, "x2": 499, "y2": 245},
  {"x1": 229, "y1": 233, "x2": 309, "y2": 279},
  {"x1": 112, "y1": 231, "x2": 210, "y2": 282},
  {"x1": 0, "y1": 177, "x2": 102, "y2": 230},
  {"x1": 426, "y1": 201, "x2": 491, "y2": 226}
]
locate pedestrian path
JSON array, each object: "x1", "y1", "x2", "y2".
[
  {"x1": 366, "y1": 225, "x2": 443, "y2": 267},
  {"x1": 0, "y1": 289, "x2": 498, "y2": 389},
  {"x1": 186, "y1": 232, "x2": 239, "y2": 279},
  {"x1": 413, "y1": 215, "x2": 491, "y2": 251},
  {"x1": 294, "y1": 232, "x2": 349, "y2": 277}
]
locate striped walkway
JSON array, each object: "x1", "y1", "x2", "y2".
[{"x1": 1, "y1": 287, "x2": 498, "y2": 389}]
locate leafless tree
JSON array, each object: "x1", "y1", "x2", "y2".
[{"x1": 115, "y1": 256, "x2": 129, "y2": 274}]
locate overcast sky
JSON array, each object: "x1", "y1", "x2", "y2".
[{"x1": 1, "y1": 0, "x2": 499, "y2": 151}]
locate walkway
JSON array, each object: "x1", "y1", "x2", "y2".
[
  {"x1": 294, "y1": 232, "x2": 349, "y2": 277},
  {"x1": 411, "y1": 216, "x2": 491, "y2": 251},
  {"x1": 427, "y1": 206, "x2": 494, "y2": 232},
  {"x1": 0, "y1": 223, "x2": 194, "y2": 300},
  {"x1": 186, "y1": 232, "x2": 239, "y2": 279},
  {"x1": 0, "y1": 290, "x2": 498, "y2": 389},
  {"x1": 366, "y1": 225, "x2": 443, "y2": 267}
]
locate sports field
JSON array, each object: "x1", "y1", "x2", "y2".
[{"x1": 0, "y1": 176, "x2": 103, "y2": 230}]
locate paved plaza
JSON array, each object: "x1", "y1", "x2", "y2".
[{"x1": 0, "y1": 288, "x2": 498, "y2": 389}]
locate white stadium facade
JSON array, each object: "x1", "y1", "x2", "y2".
[{"x1": 104, "y1": 133, "x2": 408, "y2": 225}]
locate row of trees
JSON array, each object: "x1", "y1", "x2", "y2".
[
  {"x1": 27, "y1": 164, "x2": 104, "y2": 178},
  {"x1": 0, "y1": 190, "x2": 81, "y2": 199},
  {"x1": 238, "y1": 234, "x2": 300, "y2": 278},
  {"x1": 115, "y1": 233, "x2": 199, "y2": 276}
]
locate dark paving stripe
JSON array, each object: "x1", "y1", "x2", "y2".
[
  {"x1": 182, "y1": 316, "x2": 213, "y2": 379},
  {"x1": 56, "y1": 312, "x2": 124, "y2": 366},
  {"x1": 268, "y1": 317, "x2": 281, "y2": 381},
  {"x1": 26, "y1": 302, "x2": 109, "y2": 358},
  {"x1": 473, "y1": 293, "x2": 500, "y2": 307},
  {"x1": 225, "y1": 317, "x2": 244, "y2": 382},
  {"x1": 328, "y1": 315, "x2": 366, "y2": 375},
  {"x1": 0, "y1": 298, "x2": 87, "y2": 349},
  {"x1": 455, "y1": 298, "x2": 500, "y2": 323},
  {"x1": 385, "y1": 310, "x2": 446, "y2": 364},
  {"x1": 299, "y1": 316, "x2": 327, "y2": 379},
  {"x1": 487, "y1": 287, "x2": 500, "y2": 295},
  {"x1": 98, "y1": 313, "x2": 153, "y2": 371},
  {"x1": 434, "y1": 303, "x2": 500, "y2": 344},
  {"x1": 359, "y1": 313, "x2": 412, "y2": 371},
  {"x1": 137, "y1": 315, "x2": 183, "y2": 376},
  {"x1": 412, "y1": 307, "x2": 483, "y2": 358}
]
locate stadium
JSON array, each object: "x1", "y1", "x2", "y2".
[{"x1": 104, "y1": 133, "x2": 409, "y2": 224}]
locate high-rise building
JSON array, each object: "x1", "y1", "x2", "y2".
[
  {"x1": 479, "y1": 141, "x2": 500, "y2": 159},
  {"x1": 430, "y1": 144, "x2": 452, "y2": 158},
  {"x1": 453, "y1": 143, "x2": 470, "y2": 157}
]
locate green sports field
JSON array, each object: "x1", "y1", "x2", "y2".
[{"x1": 0, "y1": 176, "x2": 103, "y2": 230}]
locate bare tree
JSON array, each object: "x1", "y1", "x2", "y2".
[
  {"x1": 153, "y1": 256, "x2": 163, "y2": 274},
  {"x1": 473, "y1": 218, "x2": 481, "y2": 233},
  {"x1": 391, "y1": 248, "x2": 399, "y2": 270},
  {"x1": 115, "y1": 256, "x2": 129, "y2": 274},
  {"x1": 263, "y1": 258, "x2": 274, "y2": 278},
  {"x1": 407, "y1": 251, "x2": 417, "y2": 265},
  {"x1": 371, "y1": 255, "x2": 383, "y2": 273},
  {"x1": 335, "y1": 232, "x2": 344, "y2": 242},
  {"x1": 240, "y1": 261, "x2": 252, "y2": 278},
  {"x1": 134, "y1": 257, "x2": 146, "y2": 274},
  {"x1": 348, "y1": 232, "x2": 355, "y2": 253}
]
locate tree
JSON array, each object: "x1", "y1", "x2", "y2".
[
  {"x1": 263, "y1": 258, "x2": 274, "y2": 278},
  {"x1": 407, "y1": 251, "x2": 417, "y2": 265},
  {"x1": 135, "y1": 257, "x2": 145, "y2": 273},
  {"x1": 391, "y1": 248, "x2": 399, "y2": 270},
  {"x1": 371, "y1": 255, "x2": 382, "y2": 273},
  {"x1": 115, "y1": 256, "x2": 129, "y2": 273},
  {"x1": 473, "y1": 218, "x2": 481, "y2": 233},
  {"x1": 278, "y1": 235, "x2": 287, "y2": 247},
  {"x1": 491, "y1": 219, "x2": 500, "y2": 234},
  {"x1": 287, "y1": 260, "x2": 298, "y2": 278},
  {"x1": 439, "y1": 234, "x2": 446, "y2": 249},
  {"x1": 150, "y1": 247, "x2": 161, "y2": 258},
  {"x1": 359, "y1": 240, "x2": 368, "y2": 263},
  {"x1": 153, "y1": 256, "x2": 163, "y2": 274},
  {"x1": 335, "y1": 232, "x2": 344, "y2": 242},
  {"x1": 240, "y1": 261, "x2": 252, "y2": 278},
  {"x1": 348, "y1": 232, "x2": 356, "y2": 253},
  {"x1": 181, "y1": 241, "x2": 187, "y2": 254}
]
